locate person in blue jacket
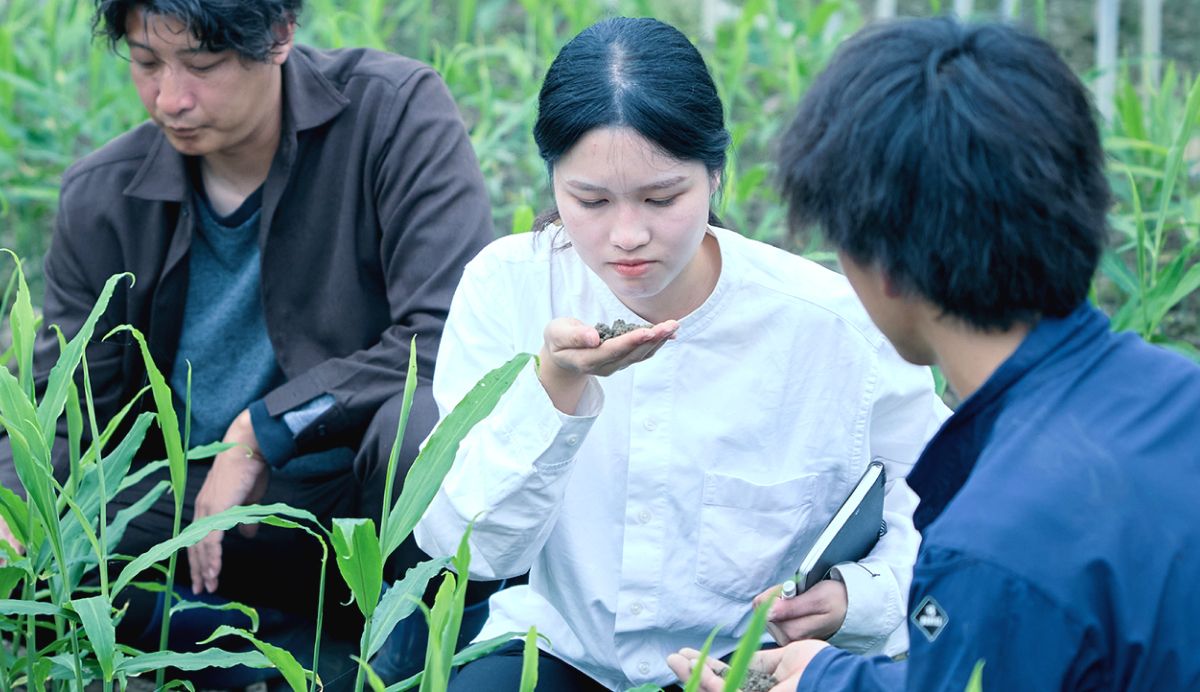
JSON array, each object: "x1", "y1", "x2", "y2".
[{"x1": 668, "y1": 17, "x2": 1200, "y2": 692}]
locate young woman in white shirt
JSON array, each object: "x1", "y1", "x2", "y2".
[{"x1": 414, "y1": 16, "x2": 947, "y2": 691}]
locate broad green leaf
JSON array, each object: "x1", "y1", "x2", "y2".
[
  {"x1": 721, "y1": 591, "x2": 775, "y2": 692},
  {"x1": 367, "y1": 556, "x2": 451, "y2": 659},
  {"x1": 38, "y1": 272, "x2": 133, "y2": 445},
  {"x1": 0, "y1": 483, "x2": 28, "y2": 546},
  {"x1": 0, "y1": 566, "x2": 24, "y2": 599},
  {"x1": 965, "y1": 659, "x2": 985, "y2": 692},
  {"x1": 116, "y1": 648, "x2": 271, "y2": 675},
  {"x1": 382, "y1": 353, "x2": 533, "y2": 559},
  {"x1": 683, "y1": 627, "x2": 721, "y2": 692},
  {"x1": 111, "y1": 503, "x2": 319, "y2": 596},
  {"x1": 1, "y1": 251, "x2": 36, "y2": 398},
  {"x1": 332, "y1": 517, "x2": 383, "y2": 618},
  {"x1": 197, "y1": 625, "x2": 309, "y2": 692},
  {"x1": 518, "y1": 625, "x2": 538, "y2": 692},
  {"x1": 0, "y1": 599, "x2": 65, "y2": 617},
  {"x1": 510, "y1": 204, "x2": 534, "y2": 234},
  {"x1": 72, "y1": 595, "x2": 117, "y2": 680}
]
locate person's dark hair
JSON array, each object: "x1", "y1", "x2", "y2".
[
  {"x1": 779, "y1": 17, "x2": 1111, "y2": 330},
  {"x1": 94, "y1": 0, "x2": 301, "y2": 62},
  {"x1": 533, "y1": 17, "x2": 731, "y2": 228}
]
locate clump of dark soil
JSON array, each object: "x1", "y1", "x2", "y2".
[
  {"x1": 716, "y1": 666, "x2": 779, "y2": 692},
  {"x1": 594, "y1": 318, "x2": 650, "y2": 342}
]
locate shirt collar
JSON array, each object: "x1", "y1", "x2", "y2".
[
  {"x1": 123, "y1": 45, "x2": 348, "y2": 203},
  {"x1": 908, "y1": 302, "x2": 1111, "y2": 531}
]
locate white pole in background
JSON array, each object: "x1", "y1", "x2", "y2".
[
  {"x1": 1141, "y1": 0, "x2": 1163, "y2": 91},
  {"x1": 1095, "y1": 0, "x2": 1121, "y2": 122}
]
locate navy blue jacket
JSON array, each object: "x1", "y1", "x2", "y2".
[{"x1": 799, "y1": 304, "x2": 1200, "y2": 691}]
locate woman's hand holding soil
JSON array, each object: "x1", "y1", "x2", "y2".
[{"x1": 537, "y1": 316, "x2": 679, "y2": 413}]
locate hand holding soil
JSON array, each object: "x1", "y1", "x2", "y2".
[{"x1": 537, "y1": 317, "x2": 678, "y2": 413}]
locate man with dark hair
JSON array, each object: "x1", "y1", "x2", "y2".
[
  {"x1": 0, "y1": 0, "x2": 492, "y2": 679},
  {"x1": 670, "y1": 17, "x2": 1200, "y2": 691}
]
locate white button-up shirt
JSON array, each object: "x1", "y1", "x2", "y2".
[{"x1": 415, "y1": 227, "x2": 947, "y2": 690}]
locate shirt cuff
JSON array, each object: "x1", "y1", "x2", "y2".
[
  {"x1": 248, "y1": 398, "x2": 297, "y2": 469},
  {"x1": 826, "y1": 562, "x2": 898, "y2": 653}
]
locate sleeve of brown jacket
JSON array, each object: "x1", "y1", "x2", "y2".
[{"x1": 259, "y1": 67, "x2": 494, "y2": 460}]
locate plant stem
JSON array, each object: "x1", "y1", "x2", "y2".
[
  {"x1": 353, "y1": 614, "x2": 373, "y2": 692},
  {"x1": 155, "y1": 513, "x2": 183, "y2": 690}
]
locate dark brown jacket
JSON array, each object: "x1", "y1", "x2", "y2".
[{"x1": 1, "y1": 45, "x2": 492, "y2": 486}]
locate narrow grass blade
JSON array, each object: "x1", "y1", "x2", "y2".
[
  {"x1": 105, "y1": 325, "x2": 186, "y2": 505},
  {"x1": 517, "y1": 625, "x2": 538, "y2": 692},
  {"x1": 380, "y1": 339, "x2": 419, "y2": 560},
  {"x1": 385, "y1": 631, "x2": 524, "y2": 691},
  {"x1": 965, "y1": 659, "x2": 985, "y2": 691},
  {"x1": 197, "y1": 625, "x2": 310, "y2": 692},
  {"x1": 367, "y1": 556, "x2": 450, "y2": 659},
  {"x1": 37, "y1": 272, "x2": 133, "y2": 445},
  {"x1": 170, "y1": 598, "x2": 260, "y2": 633},
  {"x1": 382, "y1": 353, "x2": 532, "y2": 559},
  {"x1": 683, "y1": 627, "x2": 721, "y2": 692},
  {"x1": 111, "y1": 503, "x2": 319, "y2": 596},
  {"x1": 721, "y1": 593, "x2": 775, "y2": 692},
  {"x1": 353, "y1": 654, "x2": 388, "y2": 692},
  {"x1": 104, "y1": 479, "x2": 170, "y2": 552}
]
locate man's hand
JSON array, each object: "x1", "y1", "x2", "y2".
[
  {"x1": 188, "y1": 410, "x2": 269, "y2": 594},
  {"x1": 538, "y1": 317, "x2": 678, "y2": 413},
  {"x1": 666, "y1": 641, "x2": 831, "y2": 692},
  {"x1": 753, "y1": 579, "x2": 848, "y2": 644}
]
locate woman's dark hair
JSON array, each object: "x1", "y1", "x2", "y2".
[
  {"x1": 94, "y1": 0, "x2": 302, "y2": 62},
  {"x1": 533, "y1": 17, "x2": 731, "y2": 227},
  {"x1": 779, "y1": 17, "x2": 1111, "y2": 330}
]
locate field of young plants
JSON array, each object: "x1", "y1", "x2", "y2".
[{"x1": 0, "y1": 0, "x2": 1197, "y2": 689}]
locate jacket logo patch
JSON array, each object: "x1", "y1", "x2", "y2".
[{"x1": 911, "y1": 595, "x2": 948, "y2": 643}]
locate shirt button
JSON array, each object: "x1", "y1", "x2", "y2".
[
  {"x1": 565, "y1": 434, "x2": 579, "y2": 447},
  {"x1": 638, "y1": 661, "x2": 651, "y2": 675},
  {"x1": 643, "y1": 417, "x2": 658, "y2": 431},
  {"x1": 638, "y1": 509, "x2": 652, "y2": 524},
  {"x1": 630, "y1": 602, "x2": 643, "y2": 615}
]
